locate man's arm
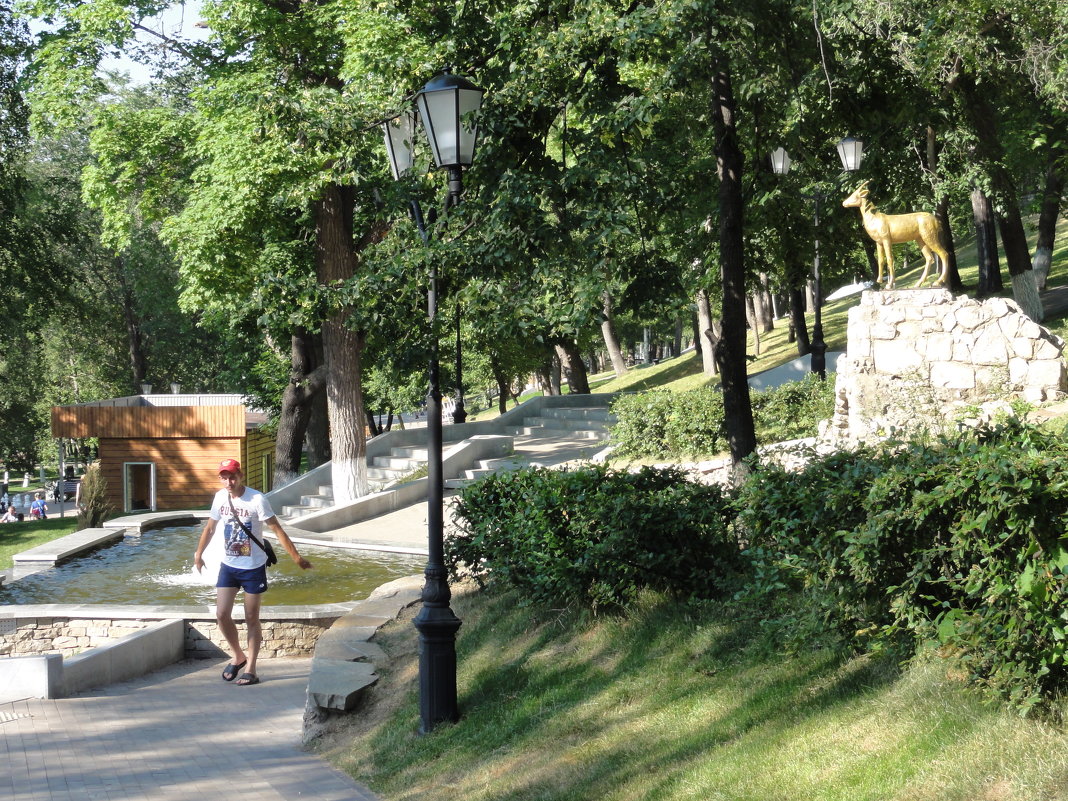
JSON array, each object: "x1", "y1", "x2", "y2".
[
  {"x1": 265, "y1": 516, "x2": 312, "y2": 570},
  {"x1": 194, "y1": 518, "x2": 218, "y2": 573}
]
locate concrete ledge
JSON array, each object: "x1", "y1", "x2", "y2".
[
  {"x1": 12, "y1": 528, "x2": 126, "y2": 568},
  {"x1": 103, "y1": 511, "x2": 205, "y2": 533},
  {"x1": 62, "y1": 619, "x2": 185, "y2": 697},
  {"x1": 0, "y1": 653, "x2": 62, "y2": 700},
  {"x1": 0, "y1": 619, "x2": 184, "y2": 700}
]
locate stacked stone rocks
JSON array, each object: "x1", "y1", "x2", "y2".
[{"x1": 829, "y1": 289, "x2": 1067, "y2": 443}]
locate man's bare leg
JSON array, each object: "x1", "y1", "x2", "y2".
[
  {"x1": 240, "y1": 591, "x2": 263, "y2": 681},
  {"x1": 215, "y1": 586, "x2": 247, "y2": 668}
]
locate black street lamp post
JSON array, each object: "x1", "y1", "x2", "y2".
[
  {"x1": 770, "y1": 138, "x2": 863, "y2": 380},
  {"x1": 382, "y1": 69, "x2": 484, "y2": 733}
]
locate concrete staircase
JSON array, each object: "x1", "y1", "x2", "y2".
[
  {"x1": 504, "y1": 406, "x2": 614, "y2": 440},
  {"x1": 272, "y1": 398, "x2": 617, "y2": 525}
]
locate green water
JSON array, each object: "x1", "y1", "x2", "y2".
[{"x1": 0, "y1": 525, "x2": 425, "y2": 606}]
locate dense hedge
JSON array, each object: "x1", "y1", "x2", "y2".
[
  {"x1": 737, "y1": 420, "x2": 1068, "y2": 713},
  {"x1": 609, "y1": 374, "x2": 835, "y2": 459},
  {"x1": 447, "y1": 464, "x2": 741, "y2": 609},
  {"x1": 449, "y1": 419, "x2": 1068, "y2": 714}
]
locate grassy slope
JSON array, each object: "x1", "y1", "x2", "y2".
[{"x1": 322, "y1": 588, "x2": 1068, "y2": 801}]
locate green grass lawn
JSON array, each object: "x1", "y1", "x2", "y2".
[
  {"x1": 0, "y1": 516, "x2": 80, "y2": 569},
  {"x1": 321, "y1": 586, "x2": 1068, "y2": 801}
]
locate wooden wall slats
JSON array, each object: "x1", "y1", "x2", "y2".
[
  {"x1": 52, "y1": 405, "x2": 245, "y2": 439},
  {"x1": 98, "y1": 438, "x2": 245, "y2": 512}
]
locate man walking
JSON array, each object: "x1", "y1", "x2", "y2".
[{"x1": 194, "y1": 458, "x2": 312, "y2": 686}]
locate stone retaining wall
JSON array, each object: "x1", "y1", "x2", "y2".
[
  {"x1": 829, "y1": 289, "x2": 1067, "y2": 443},
  {"x1": 0, "y1": 616, "x2": 336, "y2": 659}
]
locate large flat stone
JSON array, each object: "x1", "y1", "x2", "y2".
[{"x1": 308, "y1": 659, "x2": 378, "y2": 711}]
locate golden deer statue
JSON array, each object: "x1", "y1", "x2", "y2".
[{"x1": 842, "y1": 181, "x2": 950, "y2": 289}]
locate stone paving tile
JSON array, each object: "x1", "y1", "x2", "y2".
[{"x1": 0, "y1": 657, "x2": 379, "y2": 801}]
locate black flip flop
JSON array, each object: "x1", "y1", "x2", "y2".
[
  {"x1": 222, "y1": 660, "x2": 247, "y2": 681},
  {"x1": 236, "y1": 673, "x2": 260, "y2": 686}
]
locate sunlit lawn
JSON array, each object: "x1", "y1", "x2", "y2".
[{"x1": 0, "y1": 516, "x2": 80, "y2": 570}]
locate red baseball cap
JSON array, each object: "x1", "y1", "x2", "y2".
[{"x1": 218, "y1": 459, "x2": 241, "y2": 475}]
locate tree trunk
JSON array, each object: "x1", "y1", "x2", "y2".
[
  {"x1": 789, "y1": 287, "x2": 810, "y2": 357},
  {"x1": 490, "y1": 354, "x2": 510, "y2": 414},
  {"x1": 117, "y1": 259, "x2": 147, "y2": 391},
  {"x1": 956, "y1": 74, "x2": 1042, "y2": 320},
  {"x1": 554, "y1": 340, "x2": 591, "y2": 394},
  {"x1": 692, "y1": 310, "x2": 702, "y2": 358},
  {"x1": 695, "y1": 289, "x2": 718, "y2": 375},
  {"x1": 600, "y1": 291, "x2": 629, "y2": 377},
  {"x1": 972, "y1": 187, "x2": 1003, "y2": 298},
  {"x1": 710, "y1": 63, "x2": 756, "y2": 468},
  {"x1": 926, "y1": 126, "x2": 964, "y2": 292},
  {"x1": 314, "y1": 183, "x2": 369, "y2": 503},
  {"x1": 306, "y1": 386, "x2": 330, "y2": 468},
  {"x1": 745, "y1": 295, "x2": 761, "y2": 356},
  {"x1": 1032, "y1": 146, "x2": 1064, "y2": 291},
  {"x1": 755, "y1": 273, "x2": 774, "y2": 333},
  {"x1": 674, "y1": 317, "x2": 683, "y2": 356},
  {"x1": 274, "y1": 327, "x2": 327, "y2": 489}
]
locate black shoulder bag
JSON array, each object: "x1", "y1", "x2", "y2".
[{"x1": 228, "y1": 498, "x2": 278, "y2": 566}]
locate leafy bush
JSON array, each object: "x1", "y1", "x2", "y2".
[
  {"x1": 849, "y1": 422, "x2": 1068, "y2": 712},
  {"x1": 735, "y1": 443, "x2": 899, "y2": 645},
  {"x1": 610, "y1": 376, "x2": 835, "y2": 459},
  {"x1": 737, "y1": 421, "x2": 1068, "y2": 712},
  {"x1": 447, "y1": 464, "x2": 741, "y2": 609},
  {"x1": 77, "y1": 462, "x2": 113, "y2": 529}
]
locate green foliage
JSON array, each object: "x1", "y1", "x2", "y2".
[
  {"x1": 448, "y1": 464, "x2": 741, "y2": 609},
  {"x1": 610, "y1": 375, "x2": 836, "y2": 459},
  {"x1": 736, "y1": 420, "x2": 1068, "y2": 713}
]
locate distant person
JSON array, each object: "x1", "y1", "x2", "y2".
[
  {"x1": 193, "y1": 458, "x2": 312, "y2": 687},
  {"x1": 1, "y1": 505, "x2": 17, "y2": 523},
  {"x1": 29, "y1": 492, "x2": 48, "y2": 520}
]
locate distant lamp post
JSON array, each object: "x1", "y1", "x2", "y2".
[
  {"x1": 381, "y1": 69, "x2": 484, "y2": 734},
  {"x1": 771, "y1": 137, "x2": 863, "y2": 379}
]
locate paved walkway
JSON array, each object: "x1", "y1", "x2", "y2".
[{"x1": 1, "y1": 656, "x2": 378, "y2": 801}]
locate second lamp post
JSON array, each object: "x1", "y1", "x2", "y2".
[
  {"x1": 770, "y1": 136, "x2": 863, "y2": 379},
  {"x1": 382, "y1": 69, "x2": 485, "y2": 733}
]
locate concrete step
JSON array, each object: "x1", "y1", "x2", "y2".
[
  {"x1": 507, "y1": 424, "x2": 610, "y2": 441},
  {"x1": 390, "y1": 446, "x2": 430, "y2": 460},
  {"x1": 541, "y1": 407, "x2": 616, "y2": 423},
  {"x1": 372, "y1": 455, "x2": 423, "y2": 470},
  {"x1": 281, "y1": 505, "x2": 316, "y2": 518},
  {"x1": 522, "y1": 416, "x2": 610, "y2": 433},
  {"x1": 298, "y1": 494, "x2": 333, "y2": 509}
]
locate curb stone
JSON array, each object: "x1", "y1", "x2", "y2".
[{"x1": 302, "y1": 574, "x2": 423, "y2": 743}]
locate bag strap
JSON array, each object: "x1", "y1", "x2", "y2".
[{"x1": 228, "y1": 496, "x2": 268, "y2": 555}]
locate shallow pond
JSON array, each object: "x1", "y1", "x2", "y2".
[{"x1": 0, "y1": 525, "x2": 425, "y2": 606}]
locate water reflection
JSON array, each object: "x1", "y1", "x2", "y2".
[{"x1": 0, "y1": 525, "x2": 424, "y2": 606}]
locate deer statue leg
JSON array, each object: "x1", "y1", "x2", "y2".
[
  {"x1": 881, "y1": 240, "x2": 896, "y2": 289},
  {"x1": 930, "y1": 240, "x2": 950, "y2": 287},
  {"x1": 915, "y1": 243, "x2": 936, "y2": 287}
]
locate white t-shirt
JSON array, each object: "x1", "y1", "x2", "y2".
[{"x1": 209, "y1": 487, "x2": 276, "y2": 569}]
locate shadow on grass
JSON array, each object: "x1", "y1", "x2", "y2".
[{"x1": 360, "y1": 589, "x2": 918, "y2": 800}]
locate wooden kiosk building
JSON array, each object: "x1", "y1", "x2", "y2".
[{"x1": 51, "y1": 393, "x2": 274, "y2": 514}]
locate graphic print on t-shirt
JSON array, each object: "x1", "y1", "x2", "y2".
[{"x1": 223, "y1": 518, "x2": 251, "y2": 558}]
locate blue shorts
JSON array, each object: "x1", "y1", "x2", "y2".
[{"x1": 216, "y1": 564, "x2": 269, "y2": 595}]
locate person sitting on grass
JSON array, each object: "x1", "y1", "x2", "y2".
[
  {"x1": 1, "y1": 505, "x2": 18, "y2": 523},
  {"x1": 29, "y1": 492, "x2": 48, "y2": 520}
]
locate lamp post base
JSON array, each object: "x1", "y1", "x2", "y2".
[{"x1": 413, "y1": 605, "x2": 462, "y2": 733}]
